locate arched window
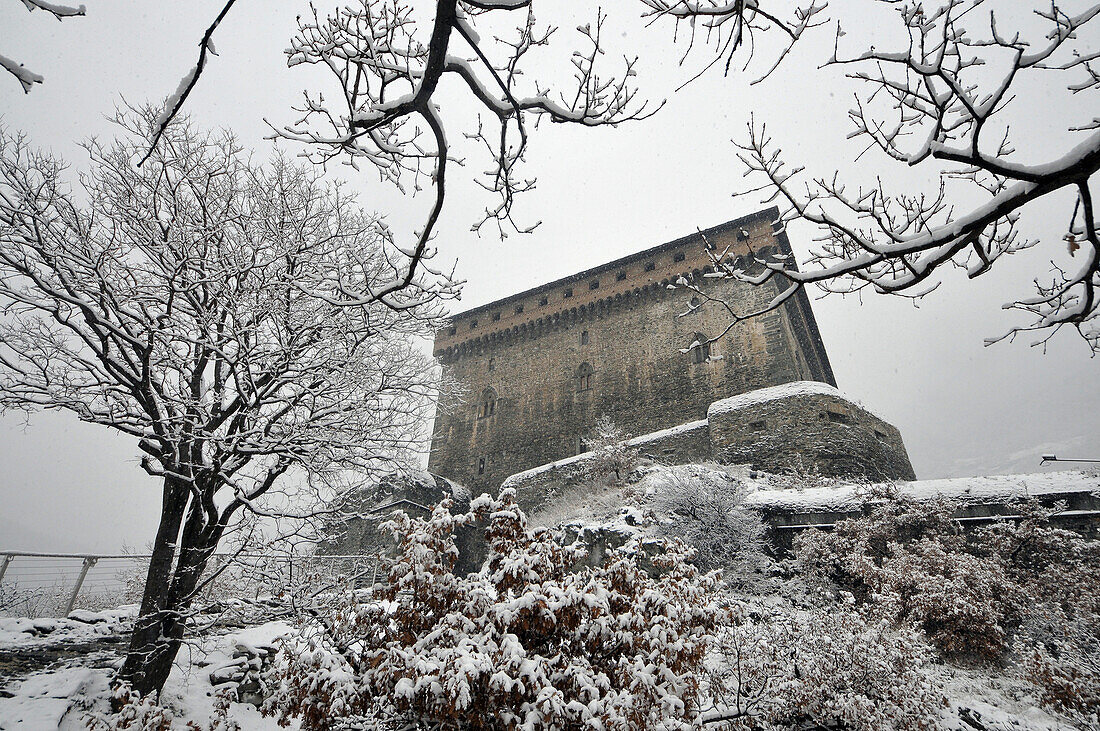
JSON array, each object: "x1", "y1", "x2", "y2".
[
  {"x1": 478, "y1": 387, "x2": 497, "y2": 418},
  {"x1": 689, "y1": 333, "x2": 711, "y2": 364},
  {"x1": 576, "y1": 362, "x2": 593, "y2": 392}
]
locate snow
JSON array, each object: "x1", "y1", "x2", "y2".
[
  {"x1": 0, "y1": 668, "x2": 109, "y2": 730},
  {"x1": 708, "y1": 380, "x2": 884, "y2": 421},
  {"x1": 0, "y1": 54, "x2": 44, "y2": 92},
  {"x1": 0, "y1": 604, "x2": 136, "y2": 646},
  {"x1": 745, "y1": 471, "x2": 1100, "y2": 514},
  {"x1": 626, "y1": 419, "x2": 707, "y2": 448}
]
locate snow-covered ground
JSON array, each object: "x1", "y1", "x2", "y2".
[
  {"x1": 0, "y1": 608, "x2": 294, "y2": 729},
  {"x1": 0, "y1": 604, "x2": 1081, "y2": 729}
]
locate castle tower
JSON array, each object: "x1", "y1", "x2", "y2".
[{"x1": 429, "y1": 207, "x2": 838, "y2": 491}]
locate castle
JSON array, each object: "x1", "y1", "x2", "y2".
[{"x1": 428, "y1": 207, "x2": 916, "y2": 492}]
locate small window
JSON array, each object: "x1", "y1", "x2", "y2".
[
  {"x1": 737, "y1": 228, "x2": 750, "y2": 241},
  {"x1": 750, "y1": 420, "x2": 767, "y2": 433},
  {"x1": 563, "y1": 288, "x2": 573, "y2": 299},
  {"x1": 616, "y1": 270, "x2": 627, "y2": 281},
  {"x1": 689, "y1": 333, "x2": 711, "y2": 364},
  {"x1": 589, "y1": 279, "x2": 600, "y2": 290},
  {"x1": 581, "y1": 330, "x2": 589, "y2": 346},
  {"x1": 492, "y1": 312, "x2": 501, "y2": 322},
  {"x1": 488, "y1": 357, "x2": 495, "y2": 372},
  {"x1": 478, "y1": 456, "x2": 486, "y2": 475},
  {"x1": 470, "y1": 319, "x2": 478, "y2": 329},
  {"x1": 576, "y1": 362, "x2": 593, "y2": 392},
  {"x1": 539, "y1": 296, "x2": 549, "y2": 306},
  {"x1": 674, "y1": 251, "x2": 686, "y2": 262},
  {"x1": 874, "y1": 428, "x2": 889, "y2": 440},
  {"x1": 514, "y1": 304, "x2": 524, "y2": 315},
  {"x1": 448, "y1": 326, "x2": 457, "y2": 336},
  {"x1": 826, "y1": 410, "x2": 851, "y2": 425},
  {"x1": 478, "y1": 388, "x2": 496, "y2": 418},
  {"x1": 644, "y1": 261, "x2": 656, "y2": 272},
  {"x1": 690, "y1": 296, "x2": 701, "y2": 309}
]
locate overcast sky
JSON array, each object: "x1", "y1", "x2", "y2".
[{"x1": 1, "y1": 1, "x2": 1097, "y2": 553}]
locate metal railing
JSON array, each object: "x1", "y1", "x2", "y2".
[{"x1": 0, "y1": 550, "x2": 382, "y2": 618}]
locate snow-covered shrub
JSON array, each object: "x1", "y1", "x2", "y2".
[
  {"x1": 85, "y1": 684, "x2": 242, "y2": 731},
  {"x1": 581, "y1": 415, "x2": 639, "y2": 486},
  {"x1": 264, "y1": 488, "x2": 732, "y2": 730},
  {"x1": 977, "y1": 502, "x2": 1100, "y2": 722},
  {"x1": 649, "y1": 464, "x2": 771, "y2": 583},
  {"x1": 795, "y1": 490, "x2": 1025, "y2": 661},
  {"x1": 85, "y1": 682, "x2": 174, "y2": 731},
  {"x1": 706, "y1": 602, "x2": 943, "y2": 730}
]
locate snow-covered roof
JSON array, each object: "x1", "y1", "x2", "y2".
[
  {"x1": 745, "y1": 471, "x2": 1100, "y2": 514},
  {"x1": 708, "y1": 381, "x2": 884, "y2": 422}
]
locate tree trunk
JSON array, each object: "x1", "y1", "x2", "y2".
[{"x1": 118, "y1": 475, "x2": 215, "y2": 697}]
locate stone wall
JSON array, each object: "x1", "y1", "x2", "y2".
[
  {"x1": 707, "y1": 381, "x2": 916, "y2": 482},
  {"x1": 428, "y1": 207, "x2": 836, "y2": 492},
  {"x1": 503, "y1": 382, "x2": 916, "y2": 513}
]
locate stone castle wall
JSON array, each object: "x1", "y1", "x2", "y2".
[
  {"x1": 503, "y1": 382, "x2": 916, "y2": 514},
  {"x1": 428, "y1": 208, "x2": 836, "y2": 492}
]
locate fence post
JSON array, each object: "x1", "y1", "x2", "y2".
[
  {"x1": 0, "y1": 554, "x2": 12, "y2": 585},
  {"x1": 65, "y1": 556, "x2": 97, "y2": 615}
]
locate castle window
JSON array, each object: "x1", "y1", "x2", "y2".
[
  {"x1": 674, "y1": 251, "x2": 686, "y2": 262},
  {"x1": 515, "y1": 304, "x2": 524, "y2": 314},
  {"x1": 478, "y1": 387, "x2": 496, "y2": 418},
  {"x1": 576, "y1": 362, "x2": 593, "y2": 392},
  {"x1": 750, "y1": 420, "x2": 767, "y2": 433},
  {"x1": 737, "y1": 228, "x2": 750, "y2": 241},
  {"x1": 581, "y1": 330, "x2": 589, "y2": 345},
  {"x1": 689, "y1": 333, "x2": 711, "y2": 364},
  {"x1": 616, "y1": 270, "x2": 627, "y2": 281},
  {"x1": 589, "y1": 279, "x2": 600, "y2": 290},
  {"x1": 448, "y1": 326, "x2": 457, "y2": 336},
  {"x1": 563, "y1": 288, "x2": 573, "y2": 298},
  {"x1": 488, "y1": 357, "x2": 495, "y2": 372},
  {"x1": 644, "y1": 261, "x2": 656, "y2": 272},
  {"x1": 470, "y1": 319, "x2": 478, "y2": 329},
  {"x1": 539, "y1": 296, "x2": 549, "y2": 306},
  {"x1": 690, "y1": 295, "x2": 701, "y2": 309},
  {"x1": 492, "y1": 312, "x2": 501, "y2": 321},
  {"x1": 826, "y1": 409, "x2": 851, "y2": 425},
  {"x1": 478, "y1": 456, "x2": 486, "y2": 475}
]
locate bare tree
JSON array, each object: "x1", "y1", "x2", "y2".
[
  {"x1": 0, "y1": 110, "x2": 444, "y2": 696},
  {"x1": 650, "y1": 1, "x2": 1100, "y2": 352},
  {"x1": 1, "y1": 0, "x2": 85, "y2": 92},
  {"x1": 267, "y1": 0, "x2": 660, "y2": 299}
]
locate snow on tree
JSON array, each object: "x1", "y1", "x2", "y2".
[
  {"x1": 263, "y1": 488, "x2": 734, "y2": 730},
  {"x1": 581, "y1": 414, "x2": 640, "y2": 485},
  {"x1": 647, "y1": 463, "x2": 771, "y2": 585},
  {"x1": 652, "y1": 0, "x2": 1100, "y2": 351},
  {"x1": 2, "y1": 0, "x2": 85, "y2": 92},
  {"x1": 0, "y1": 109, "x2": 445, "y2": 696}
]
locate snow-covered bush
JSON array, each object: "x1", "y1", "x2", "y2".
[
  {"x1": 795, "y1": 490, "x2": 1024, "y2": 661},
  {"x1": 649, "y1": 464, "x2": 771, "y2": 583},
  {"x1": 706, "y1": 602, "x2": 943, "y2": 730},
  {"x1": 263, "y1": 488, "x2": 733, "y2": 730},
  {"x1": 581, "y1": 415, "x2": 639, "y2": 486},
  {"x1": 978, "y1": 502, "x2": 1100, "y2": 723},
  {"x1": 84, "y1": 683, "x2": 242, "y2": 731}
]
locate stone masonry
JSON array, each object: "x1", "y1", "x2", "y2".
[
  {"x1": 428, "y1": 208, "x2": 837, "y2": 492},
  {"x1": 503, "y1": 381, "x2": 916, "y2": 514}
]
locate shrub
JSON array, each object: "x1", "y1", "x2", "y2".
[
  {"x1": 582, "y1": 415, "x2": 639, "y2": 485},
  {"x1": 648, "y1": 464, "x2": 771, "y2": 583},
  {"x1": 706, "y1": 602, "x2": 943, "y2": 730},
  {"x1": 795, "y1": 491, "x2": 1025, "y2": 661},
  {"x1": 264, "y1": 488, "x2": 733, "y2": 730}
]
